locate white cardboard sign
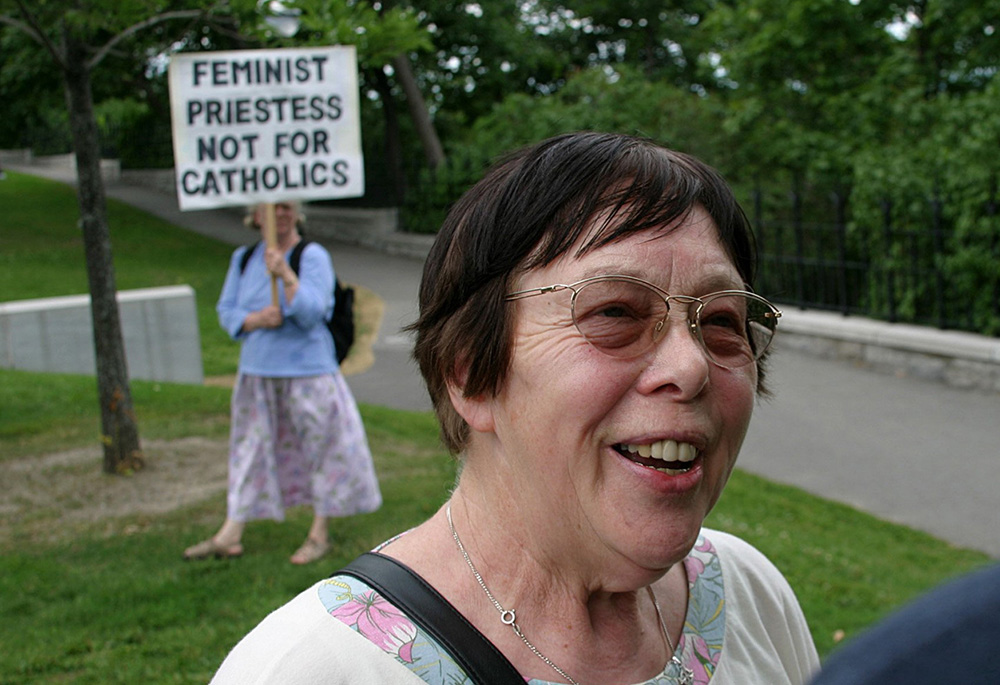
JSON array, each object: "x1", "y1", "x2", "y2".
[{"x1": 168, "y1": 46, "x2": 364, "y2": 210}]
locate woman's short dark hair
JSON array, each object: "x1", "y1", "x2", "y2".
[{"x1": 409, "y1": 132, "x2": 765, "y2": 454}]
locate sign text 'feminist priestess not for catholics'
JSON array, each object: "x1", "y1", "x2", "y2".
[{"x1": 168, "y1": 45, "x2": 364, "y2": 211}]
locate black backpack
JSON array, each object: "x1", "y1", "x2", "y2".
[{"x1": 238, "y1": 240, "x2": 355, "y2": 363}]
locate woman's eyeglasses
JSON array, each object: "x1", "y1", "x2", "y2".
[{"x1": 505, "y1": 275, "x2": 781, "y2": 369}]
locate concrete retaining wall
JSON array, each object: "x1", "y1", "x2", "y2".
[
  {"x1": 0, "y1": 285, "x2": 204, "y2": 385},
  {"x1": 305, "y1": 205, "x2": 434, "y2": 261},
  {"x1": 11, "y1": 152, "x2": 123, "y2": 183},
  {"x1": 120, "y1": 167, "x2": 177, "y2": 195},
  {"x1": 776, "y1": 308, "x2": 1000, "y2": 394},
  {"x1": 0, "y1": 148, "x2": 33, "y2": 164}
]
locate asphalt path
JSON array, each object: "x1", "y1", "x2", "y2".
[
  {"x1": 11, "y1": 164, "x2": 1000, "y2": 558},
  {"x1": 741, "y1": 346, "x2": 1000, "y2": 558}
]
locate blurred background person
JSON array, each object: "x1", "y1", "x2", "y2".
[{"x1": 184, "y1": 201, "x2": 381, "y2": 565}]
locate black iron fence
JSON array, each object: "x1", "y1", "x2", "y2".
[
  {"x1": 750, "y1": 185, "x2": 1000, "y2": 336},
  {"x1": 401, "y1": 159, "x2": 1000, "y2": 338},
  {"x1": 398, "y1": 151, "x2": 491, "y2": 235}
]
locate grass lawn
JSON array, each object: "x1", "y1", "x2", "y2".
[{"x1": 0, "y1": 171, "x2": 992, "y2": 683}]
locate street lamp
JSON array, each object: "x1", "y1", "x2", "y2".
[{"x1": 262, "y1": 0, "x2": 301, "y2": 38}]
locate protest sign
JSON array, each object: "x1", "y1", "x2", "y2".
[{"x1": 168, "y1": 46, "x2": 364, "y2": 211}]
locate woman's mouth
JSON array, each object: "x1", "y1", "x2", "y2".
[{"x1": 614, "y1": 440, "x2": 698, "y2": 475}]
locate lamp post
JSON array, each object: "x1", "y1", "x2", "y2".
[{"x1": 262, "y1": 0, "x2": 301, "y2": 38}]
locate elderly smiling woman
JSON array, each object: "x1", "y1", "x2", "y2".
[{"x1": 210, "y1": 132, "x2": 820, "y2": 684}]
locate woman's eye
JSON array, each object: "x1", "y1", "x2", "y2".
[
  {"x1": 596, "y1": 303, "x2": 634, "y2": 319},
  {"x1": 702, "y1": 311, "x2": 744, "y2": 332}
]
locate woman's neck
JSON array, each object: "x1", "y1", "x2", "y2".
[
  {"x1": 437, "y1": 492, "x2": 684, "y2": 683},
  {"x1": 274, "y1": 230, "x2": 300, "y2": 252}
]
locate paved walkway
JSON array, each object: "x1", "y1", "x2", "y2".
[{"x1": 9, "y1": 162, "x2": 1000, "y2": 558}]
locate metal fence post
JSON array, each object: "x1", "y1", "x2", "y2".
[
  {"x1": 832, "y1": 190, "x2": 848, "y2": 314},
  {"x1": 791, "y1": 183, "x2": 805, "y2": 304},
  {"x1": 929, "y1": 193, "x2": 947, "y2": 328},
  {"x1": 881, "y1": 199, "x2": 897, "y2": 322}
]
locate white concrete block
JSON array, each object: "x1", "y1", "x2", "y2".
[{"x1": 0, "y1": 285, "x2": 203, "y2": 384}]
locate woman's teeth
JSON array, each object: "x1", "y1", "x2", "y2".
[{"x1": 618, "y1": 440, "x2": 697, "y2": 475}]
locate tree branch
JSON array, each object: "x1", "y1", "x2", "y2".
[
  {"x1": 88, "y1": 8, "x2": 215, "y2": 69},
  {"x1": 4, "y1": 0, "x2": 67, "y2": 68}
]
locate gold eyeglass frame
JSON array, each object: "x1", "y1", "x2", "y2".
[{"x1": 505, "y1": 274, "x2": 782, "y2": 368}]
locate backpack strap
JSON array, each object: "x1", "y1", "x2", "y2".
[
  {"x1": 240, "y1": 240, "x2": 310, "y2": 276},
  {"x1": 337, "y1": 552, "x2": 524, "y2": 684},
  {"x1": 288, "y1": 239, "x2": 310, "y2": 275},
  {"x1": 238, "y1": 241, "x2": 261, "y2": 274}
]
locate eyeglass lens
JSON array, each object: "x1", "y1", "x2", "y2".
[{"x1": 570, "y1": 279, "x2": 776, "y2": 367}]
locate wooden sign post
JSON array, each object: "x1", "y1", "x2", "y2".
[{"x1": 262, "y1": 202, "x2": 279, "y2": 305}]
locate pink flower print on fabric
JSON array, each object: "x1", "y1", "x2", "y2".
[
  {"x1": 686, "y1": 554, "x2": 707, "y2": 580},
  {"x1": 688, "y1": 635, "x2": 721, "y2": 682},
  {"x1": 330, "y1": 590, "x2": 419, "y2": 663},
  {"x1": 680, "y1": 533, "x2": 726, "y2": 685}
]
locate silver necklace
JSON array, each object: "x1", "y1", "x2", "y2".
[{"x1": 446, "y1": 504, "x2": 695, "y2": 685}]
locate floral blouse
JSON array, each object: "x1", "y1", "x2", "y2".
[{"x1": 317, "y1": 534, "x2": 726, "y2": 685}]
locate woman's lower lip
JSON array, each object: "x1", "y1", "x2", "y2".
[{"x1": 617, "y1": 451, "x2": 703, "y2": 489}]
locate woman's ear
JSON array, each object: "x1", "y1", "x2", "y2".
[{"x1": 446, "y1": 361, "x2": 495, "y2": 435}]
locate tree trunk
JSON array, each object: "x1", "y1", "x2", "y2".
[
  {"x1": 62, "y1": 31, "x2": 144, "y2": 475},
  {"x1": 371, "y1": 67, "x2": 406, "y2": 206},
  {"x1": 391, "y1": 54, "x2": 445, "y2": 170}
]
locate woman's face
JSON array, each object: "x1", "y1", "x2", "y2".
[
  {"x1": 471, "y1": 206, "x2": 757, "y2": 578},
  {"x1": 254, "y1": 202, "x2": 299, "y2": 240}
]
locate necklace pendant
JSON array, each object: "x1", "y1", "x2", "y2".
[{"x1": 671, "y1": 655, "x2": 694, "y2": 685}]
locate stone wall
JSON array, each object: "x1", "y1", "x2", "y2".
[
  {"x1": 775, "y1": 308, "x2": 1000, "y2": 394},
  {"x1": 0, "y1": 285, "x2": 204, "y2": 385}
]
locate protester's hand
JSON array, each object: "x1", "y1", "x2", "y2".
[
  {"x1": 265, "y1": 245, "x2": 300, "y2": 300},
  {"x1": 244, "y1": 305, "x2": 283, "y2": 331},
  {"x1": 265, "y1": 246, "x2": 296, "y2": 284}
]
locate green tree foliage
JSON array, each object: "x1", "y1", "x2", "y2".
[
  {"x1": 287, "y1": 0, "x2": 431, "y2": 64},
  {"x1": 850, "y1": 78, "x2": 1000, "y2": 334},
  {"x1": 703, "y1": 0, "x2": 900, "y2": 184},
  {"x1": 0, "y1": 27, "x2": 64, "y2": 149},
  {"x1": 553, "y1": 0, "x2": 717, "y2": 85},
  {"x1": 465, "y1": 64, "x2": 727, "y2": 164}
]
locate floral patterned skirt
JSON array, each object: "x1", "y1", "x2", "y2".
[{"x1": 226, "y1": 373, "x2": 382, "y2": 522}]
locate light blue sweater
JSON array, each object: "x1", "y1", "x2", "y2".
[{"x1": 217, "y1": 241, "x2": 336, "y2": 377}]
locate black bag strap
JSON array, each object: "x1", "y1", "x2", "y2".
[
  {"x1": 239, "y1": 240, "x2": 309, "y2": 276},
  {"x1": 288, "y1": 239, "x2": 309, "y2": 275},
  {"x1": 337, "y1": 552, "x2": 524, "y2": 684},
  {"x1": 237, "y1": 241, "x2": 260, "y2": 274}
]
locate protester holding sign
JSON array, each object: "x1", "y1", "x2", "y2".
[{"x1": 183, "y1": 201, "x2": 381, "y2": 565}]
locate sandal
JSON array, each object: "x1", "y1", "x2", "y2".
[
  {"x1": 290, "y1": 537, "x2": 330, "y2": 565},
  {"x1": 183, "y1": 537, "x2": 244, "y2": 561}
]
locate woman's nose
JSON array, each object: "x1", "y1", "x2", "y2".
[{"x1": 639, "y1": 315, "x2": 711, "y2": 399}]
